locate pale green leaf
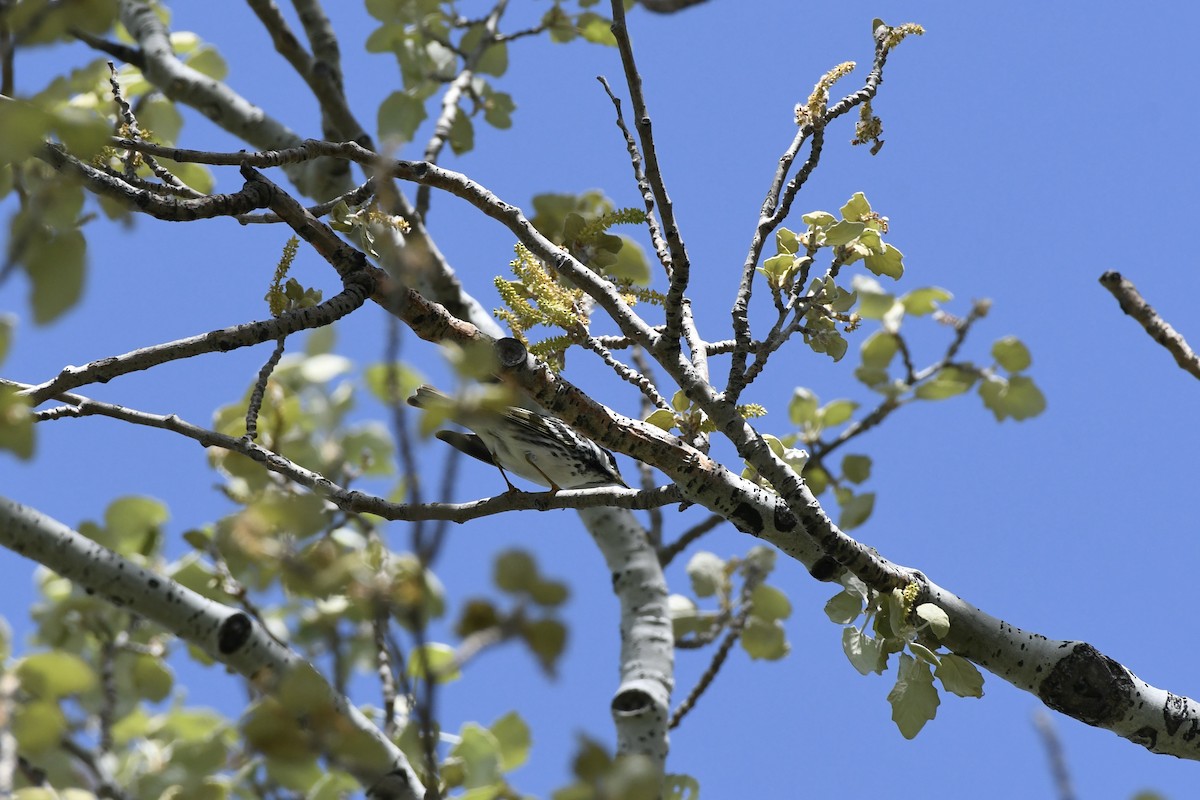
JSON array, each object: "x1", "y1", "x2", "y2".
[
  {"x1": 992, "y1": 335, "x2": 1032, "y2": 372},
  {"x1": 452, "y1": 723, "x2": 502, "y2": 788},
  {"x1": 864, "y1": 243, "x2": 904, "y2": 279},
  {"x1": 25, "y1": 230, "x2": 86, "y2": 324},
  {"x1": 979, "y1": 374, "x2": 1046, "y2": 421},
  {"x1": 521, "y1": 618, "x2": 566, "y2": 674},
  {"x1": 915, "y1": 366, "x2": 976, "y2": 400},
  {"x1": 935, "y1": 653, "x2": 985, "y2": 698},
  {"x1": 740, "y1": 616, "x2": 789, "y2": 660},
  {"x1": 644, "y1": 408, "x2": 676, "y2": 430},
  {"x1": 823, "y1": 590, "x2": 863, "y2": 624},
  {"x1": 12, "y1": 700, "x2": 66, "y2": 753},
  {"x1": 578, "y1": 12, "x2": 617, "y2": 45},
  {"x1": 802, "y1": 210, "x2": 836, "y2": 227},
  {"x1": 776, "y1": 227, "x2": 800, "y2": 254},
  {"x1": 407, "y1": 642, "x2": 460, "y2": 683},
  {"x1": 364, "y1": 362, "x2": 425, "y2": 405},
  {"x1": 840, "y1": 192, "x2": 872, "y2": 221},
  {"x1": 378, "y1": 91, "x2": 428, "y2": 145},
  {"x1": 788, "y1": 387, "x2": 818, "y2": 426},
  {"x1": 909, "y1": 642, "x2": 941, "y2": 668},
  {"x1": 686, "y1": 551, "x2": 724, "y2": 598},
  {"x1": 448, "y1": 112, "x2": 474, "y2": 155},
  {"x1": 494, "y1": 549, "x2": 538, "y2": 593},
  {"x1": 915, "y1": 602, "x2": 950, "y2": 638},
  {"x1": 842, "y1": 626, "x2": 886, "y2": 675},
  {"x1": 17, "y1": 652, "x2": 97, "y2": 698},
  {"x1": 900, "y1": 287, "x2": 951, "y2": 316},
  {"x1": 837, "y1": 491, "x2": 874, "y2": 530},
  {"x1": 824, "y1": 219, "x2": 865, "y2": 246},
  {"x1": 888, "y1": 653, "x2": 940, "y2": 739},
  {"x1": 0, "y1": 386, "x2": 34, "y2": 459},
  {"x1": 819, "y1": 399, "x2": 858, "y2": 427},
  {"x1": 749, "y1": 584, "x2": 792, "y2": 622},
  {"x1": 841, "y1": 454, "x2": 871, "y2": 484},
  {"x1": 490, "y1": 711, "x2": 531, "y2": 771},
  {"x1": 860, "y1": 331, "x2": 898, "y2": 368}
]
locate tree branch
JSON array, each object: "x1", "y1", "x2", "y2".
[
  {"x1": 0, "y1": 498, "x2": 424, "y2": 799},
  {"x1": 1099, "y1": 271, "x2": 1200, "y2": 380}
]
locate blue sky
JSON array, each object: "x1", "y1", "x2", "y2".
[{"x1": 3, "y1": 2, "x2": 1198, "y2": 797}]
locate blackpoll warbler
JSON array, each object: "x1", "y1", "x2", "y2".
[{"x1": 407, "y1": 385, "x2": 627, "y2": 492}]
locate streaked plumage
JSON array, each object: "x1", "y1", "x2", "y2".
[{"x1": 407, "y1": 385, "x2": 626, "y2": 491}]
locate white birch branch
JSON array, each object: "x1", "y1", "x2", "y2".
[{"x1": 0, "y1": 497, "x2": 425, "y2": 799}]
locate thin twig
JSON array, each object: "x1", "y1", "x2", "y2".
[
  {"x1": 1099, "y1": 270, "x2": 1200, "y2": 380},
  {"x1": 658, "y1": 513, "x2": 725, "y2": 567}
]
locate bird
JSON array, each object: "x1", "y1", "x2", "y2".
[{"x1": 406, "y1": 385, "x2": 627, "y2": 492}]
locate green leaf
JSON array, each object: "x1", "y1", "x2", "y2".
[
  {"x1": 888, "y1": 653, "x2": 940, "y2": 739},
  {"x1": 608, "y1": 235, "x2": 651, "y2": 284},
  {"x1": 992, "y1": 335, "x2": 1032, "y2": 372},
  {"x1": 685, "y1": 552, "x2": 724, "y2": 598},
  {"x1": 460, "y1": 24, "x2": 508, "y2": 77},
  {"x1": 0, "y1": 316, "x2": 10, "y2": 367},
  {"x1": 528, "y1": 577, "x2": 569, "y2": 607},
  {"x1": 137, "y1": 94, "x2": 184, "y2": 144},
  {"x1": 748, "y1": 584, "x2": 791, "y2": 622},
  {"x1": 915, "y1": 366, "x2": 976, "y2": 400},
  {"x1": 0, "y1": 100, "x2": 53, "y2": 163},
  {"x1": 452, "y1": 723, "x2": 502, "y2": 788},
  {"x1": 482, "y1": 89, "x2": 515, "y2": 129},
  {"x1": 0, "y1": 386, "x2": 34, "y2": 459},
  {"x1": 776, "y1": 227, "x2": 800, "y2": 254},
  {"x1": 17, "y1": 651, "x2": 98, "y2": 698},
  {"x1": 840, "y1": 192, "x2": 872, "y2": 221},
  {"x1": 378, "y1": 91, "x2": 428, "y2": 145},
  {"x1": 935, "y1": 653, "x2": 985, "y2": 698},
  {"x1": 908, "y1": 641, "x2": 940, "y2": 667},
  {"x1": 644, "y1": 408, "x2": 676, "y2": 430},
  {"x1": 105, "y1": 495, "x2": 169, "y2": 556},
  {"x1": 407, "y1": 642, "x2": 460, "y2": 683},
  {"x1": 864, "y1": 243, "x2": 904, "y2": 280},
  {"x1": 824, "y1": 220, "x2": 865, "y2": 246},
  {"x1": 494, "y1": 549, "x2": 538, "y2": 593},
  {"x1": 185, "y1": 44, "x2": 229, "y2": 80},
  {"x1": 824, "y1": 590, "x2": 863, "y2": 624},
  {"x1": 490, "y1": 711, "x2": 531, "y2": 771},
  {"x1": 841, "y1": 454, "x2": 871, "y2": 484},
  {"x1": 740, "y1": 616, "x2": 789, "y2": 660},
  {"x1": 448, "y1": 112, "x2": 475, "y2": 155},
  {"x1": 12, "y1": 700, "x2": 66, "y2": 753},
  {"x1": 820, "y1": 399, "x2": 858, "y2": 427},
  {"x1": 578, "y1": 12, "x2": 617, "y2": 45},
  {"x1": 131, "y1": 654, "x2": 173, "y2": 702},
  {"x1": 305, "y1": 325, "x2": 336, "y2": 357},
  {"x1": 915, "y1": 603, "x2": 950, "y2": 638},
  {"x1": 979, "y1": 375, "x2": 1047, "y2": 421},
  {"x1": 900, "y1": 287, "x2": 951, "y2": 316},
  {"x1": 837, "y1": 490, "x2": 875, "y2": 530},
  {"x1": 842, "y1": 626, "x2": 886, "y2": 675},
  {"x1": 53, "y1": 106, "x2": 110, "y2": 157},
  {"x1": 25, "y1": 229, "x2": 86, "y2": 324},
  {"x1": 364, "y1": 362, "x2": 424, "y2": 405},
  {"x1": 802, "y1": 210, "x2": 836, "y2": 227},
  {"x1": 859, "y1": 331, "x2": 898, "y2": 369},
  {"x1": 802, "y1": 464, "x2": 829, "y2": 495},
  {"x1": 788, "y1": 387, "x2": 818, "y2": 426},
  {"x1": 853, "y1": 275, "x2": 896, "y2": 319},
  {"x1": 521, "y1": 618, "x2": 567, "y2": 674}
]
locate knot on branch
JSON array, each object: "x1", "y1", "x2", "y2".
[{"x1": 1039, "y1": 642, "x2": 1133, "y2": 726}]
